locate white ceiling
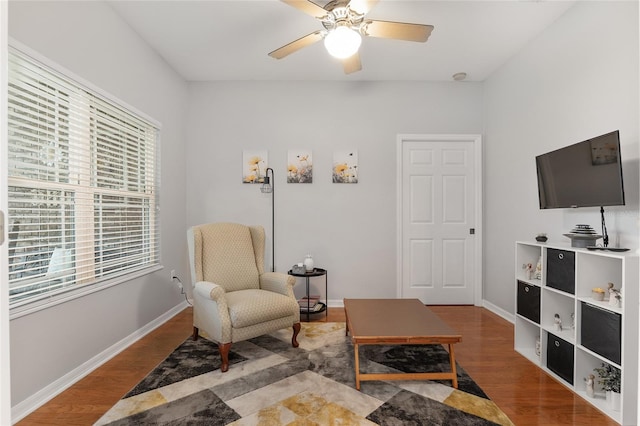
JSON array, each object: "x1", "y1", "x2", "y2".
[{"x1": 108, "y1": 0, "x2": 575, "y2": 82}]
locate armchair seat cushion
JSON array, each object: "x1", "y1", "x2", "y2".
[{"x1": 226, "y1": 289, "x2": 298, "y2": 328}]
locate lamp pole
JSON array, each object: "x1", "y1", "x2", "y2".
[{"x1": 261, "y1": 167, "x2": 275, "y2": 272}]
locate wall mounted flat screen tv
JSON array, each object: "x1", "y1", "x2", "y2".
[{"x1": 536, "y1": 131, "x2": 625, "y2": 209}]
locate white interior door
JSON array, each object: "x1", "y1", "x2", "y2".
[{"x1": 397, "y1": 134, "x2": 482, "y2": 305}]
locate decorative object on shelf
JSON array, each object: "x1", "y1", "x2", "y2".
[
  {"x1": 522, "y1": 263, "x2": 534, "y2": 280},
  {"x1": 553, "y1": 313, "x2": 562, "y2": 331},
  {"x1": 535, "y1": 233, "x2": 548, "y2": 242},
  {"x1": 303, "y1": 254, "x2": 314, "y2": 272},
  {"x1": 607, "y1": 282, "x2": 621, "y2": 308},
  {"x1": 563, "y1": 224, "x2": 602, "y2": 248},
  {"x1": 535, "y1": 336, "x2": 541, "y2": 357},
  {"x1": 591, "y1": 287, "x2": 605, "y2": 301},
  {"x1": 585, "y1": 374, "x2": 595, "y2": 398},
  {"x1": 292, "y1": 263, "x2": 306, "y2": 274},
  {"x1": 594, "y1": 363, "x2": 621, "y2": 411},
  {"x1": 572, "y1": 224, "x2": 597, "y2": 234},
  {"x1": 610, "y1": 389, "x2": 622, "y2": 412},
  {"x1": 570, "y1": 312, "x2": 575, "y2": 330},
  {"x1": 534, "y1": 256, "x2": 542, "y2": 280},
  {"x1": 259, "y1": 167, "x2": 276, "y2": 272}
]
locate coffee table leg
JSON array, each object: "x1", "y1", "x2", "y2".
[
  {"x1": 448, "y1": 344, "x2": 458, "y2": 389},
  {"x1": 354, "y1": 342, "x2": 361, "y2": 390},
  {"x1": 345, "y1": 310, "x2": 349, "y2": 336}
]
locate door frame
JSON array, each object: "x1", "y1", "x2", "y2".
[{"x1": 396, "y1": 134, "x2": 483, "y2": 306}]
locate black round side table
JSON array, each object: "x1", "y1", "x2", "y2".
[{"x1": 287, "y1": 268, "x2": 328, "y2": 322}]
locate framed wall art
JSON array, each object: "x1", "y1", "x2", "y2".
[
  {"x1": 242, "y1": 150, "x2": 268, "y2": 184},
  {"x1": 332, "y1": 150, "x2": 358, "y2": 183},
  {"x1": 287, "y1": 150, "x2": 313, "y2": 183}
]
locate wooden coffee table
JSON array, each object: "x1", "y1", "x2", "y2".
[{"x1": 344, "y1": 298, "x2": 462, "y2": 390}]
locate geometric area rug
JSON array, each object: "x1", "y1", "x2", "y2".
[{"x1": 95, "y1": 322, "x2": 514, "y2": 425}]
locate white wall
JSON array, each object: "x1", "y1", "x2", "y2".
[
  {"x1": 483, "y1": 1, "x2": 639, "y2": 313},
  {"x1": 8, "y1": 1, "x2": 189, "y2": 414},
  {"x1": 186, "y1": 81, "x2": 483, "y2": 302}
]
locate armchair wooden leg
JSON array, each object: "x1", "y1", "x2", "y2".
[
  {"x1": 219, "y1": 342, "x2": 231, "y2": 372},
  {"x1": 292, "y1": 322, "x2": 301, "y2": 348},
  {"x1": 193, "y1": 326, "x2": 199, "y2": 341}
]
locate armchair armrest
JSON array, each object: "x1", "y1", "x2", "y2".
[
  {"x1": 193, "y1": 281, "x2": 232, "y2": 343},
  {"x1": 260, "y1": 272, "x2": 296, "y2": 299},
  {"x1": 195, "y1": 281, "x2": 226, "y2": 302}
]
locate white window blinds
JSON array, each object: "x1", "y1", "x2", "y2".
[{"x1": 7, "y1": 48, "x2": 160, "y2": 308}]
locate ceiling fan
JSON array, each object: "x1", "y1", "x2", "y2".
[{"x1": 268, "y1": 0, "x2": 434, "y2": 74}]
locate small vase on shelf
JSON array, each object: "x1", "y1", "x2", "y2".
[
  {"x1": 606, "y1": 390, "x2": 621, "y2": 411},
  {"x1": 304, "y1": 254, "x2": 314, "y2": 272}
]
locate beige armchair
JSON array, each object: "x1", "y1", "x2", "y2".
[{"x1": 187, "y1": 222, "x2": 300, "y2": 372}]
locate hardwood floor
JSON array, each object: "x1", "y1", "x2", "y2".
[
  {"x1": 428, "y1": 306, "x2": 617, "y2": 426},
  {"x1": 17, "y1": 306, "x2": 617, "y2": 425}
]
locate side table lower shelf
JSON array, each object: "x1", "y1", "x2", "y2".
[{"x1": 300, "y1": 301, "x2": 327, "y2": 316}]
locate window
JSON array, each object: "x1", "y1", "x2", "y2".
[{"x1": 7, "y1": 48, "x2": 160, "y2": 309}]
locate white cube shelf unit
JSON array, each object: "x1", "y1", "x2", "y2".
[{"x1": 514, "y1": 241, "x2": 638, "y2": 425}]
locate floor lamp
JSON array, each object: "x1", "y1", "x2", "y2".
[{"x1": 260, "y1": 167, "x2": 275, "y2": 272}]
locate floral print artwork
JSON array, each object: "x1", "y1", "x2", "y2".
[
  {"x1": 243, "y1": 150, "x2": 268, "y2": 183},
  {"x1": 333, "y1": 150, "x2": 358, "y2": 183},
  {"x1": 287, "y1": 150, "x2": 312, "y2": 183}
]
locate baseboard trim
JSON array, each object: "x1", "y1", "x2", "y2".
[
  {"x1": 11, "y1": 301, "x2": 189, "y2": 424},
  {"x1": 327, "y1": 299, "x2": 344, "y2": 308},
  {"x1": 482, "y1": 300, "x2": 515, "y2": 324}
]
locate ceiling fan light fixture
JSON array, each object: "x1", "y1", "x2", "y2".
[{"x1": 324, "y1": 26, "x2": 362, "y2": 59}]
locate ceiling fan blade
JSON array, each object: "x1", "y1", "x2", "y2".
[
  {"x1": 281, "y1": 0, "x2": 329, "y2": 19},
  {"x1": 347, "y1": 0, "x2": 379, "y2": 15},
  {"x1": 268, "y1": 31, "x2": 325, "y2": 59},
  {"x1": 363, "y1": 20, "x2": 434, "y2": 43},
  {"x1": 342, "y1": 52, "x2": 362, "y2": 74}
]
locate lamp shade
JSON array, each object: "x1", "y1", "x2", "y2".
[
  {"x1": 260, "y1": 176, "x2": 272, "y2": 193},
  {"x1": 324, "y1": 26, "x2": 362, "y2": 59}
]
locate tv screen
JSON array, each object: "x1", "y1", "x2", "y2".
[{"x1": 536, "y1": 131, "x2": 625, "y2": 209}]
